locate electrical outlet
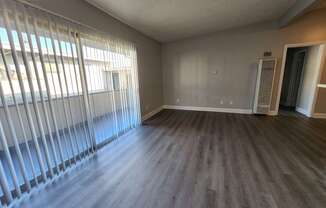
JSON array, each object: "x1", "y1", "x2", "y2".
[
  {"x1": 229, "y1": 101, "x2": 233, "y2": 105},
  {"x1": 220, "y1": 100, "x2": 224, "y2": 105},
  {"x1": 176, "y1": 98, "x2": 180, "y2": 103}
]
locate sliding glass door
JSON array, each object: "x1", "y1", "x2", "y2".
[
  {"x1": 80, "y1": 37, "x2": 140, "y2": 146},
  {"x1": 0, "y1": 0, "x2": 141, "y2": 206}
]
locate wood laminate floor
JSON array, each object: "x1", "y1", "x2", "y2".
[{"x1": 19, "y1": 110, "x2": 326, "y2": 208}]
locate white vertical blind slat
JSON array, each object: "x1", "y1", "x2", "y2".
[
  {"x1": 0, "y1": 35, "x2": 39, "y2": 186},
  {"x1": 15, "y1": 5, "x2": 61, "y2": 175},
  {"x1": 28, "y1": 9, "x2": 67, "y2": 171},
  {"x1": 67, "y1": 28, "x2": 93, "y2": 155},
  {"x1": 0, "y1": 75, "x2": 31, "y2": 191},
  {"x1": 41, "y1": 27, "x2": 73, "y2": 167},
  {"x1": 75, "y1": 34, "x2": 97, "y2": 152},
  {"x1": 47, "y1": 19, "x2": 78, "y2": 163},
  {"x1": 1, "y1": 0, "x2": 49, "y2": 185},
  {"x1": 117, "y1": 42, "x2": 128, "y2": 132},
  {"x1": 106, "y1": 42, "x2": 119, "y2": 138},
  {"x1": 52, "y1": 20, "x2": 83, "y2": 161},
  {"x1": 0, "y1": 114, "x2": 21, "y2": 197},
  {"x1": 0, "y1": 159, "x2": 12, "y2": 204},
  {"x1": 99, "y1": 46, "x2": 116, "y2": 141},
  {"x1": 0, "y1": 0, "x2": 140, "y2": 206},
  {"x1": 62, "y1": 40, "x2": 86, "y2": 158},
  {"x1": 12, "y1": 5, "x2": 55, "y2": 178}
]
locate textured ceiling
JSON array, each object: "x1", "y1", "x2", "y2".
[{"x1": 86, "y1": 0, "x2": 297, "y2": 42}]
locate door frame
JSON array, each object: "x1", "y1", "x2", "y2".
[{"x1": 275, "y1": 41, "x2": 326, "y2": 117}]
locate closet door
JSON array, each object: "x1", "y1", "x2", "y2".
[{"x1": 253, "y1": 58, "x2": 277, "y2": 114}]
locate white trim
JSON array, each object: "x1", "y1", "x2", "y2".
[
  {"x1": 253, "y1": 59, "x2": 263, "y2": 113},
  {"x1": 163, "y1": 105, "x2": 253, "y2": 114},
  {"x1": 141, "y1": 106, "x2": 164, "y2": 121},
  {"x1": 309, "y1": 44, "x2": 325, "y2": 116},
  {"x1": 275, "y1": 46, "x2": 288, "y2": 114},
  {"x1": 285, "y1": 41, "x2": 326, "y2": 48},
  {"x1": 313, "y1": 113, "x2": 326, "y2": 119},
  {"x1": 295, "y1": 107, "x2": 311, "y2": 117},
  {"x1": 275, "y1": 41, "x2": 326, "y2": 116},
  {"x1": 268, "y1": 111, "x2": 278, "y2": 116},
  {"x1": 318, "y1": 84, "x2": 326, "y2": 88},
  {"x1": 253, "y1": 58, "x2": 277, "y2": 114}
]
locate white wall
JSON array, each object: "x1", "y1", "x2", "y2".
[{"x1": 296, "y1": 45, "x2": 325, "y2": 116}]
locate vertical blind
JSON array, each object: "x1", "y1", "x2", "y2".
[{"x1": 0, "y1": 0, "x2": 141, "y2": 206}]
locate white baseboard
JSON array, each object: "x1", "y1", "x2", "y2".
[
  {"x1": 295, "y1": 107, "x2": 311, "y2": 117},
  {"x1": 313, "y1": 113, "x2": 326, "y2": 119},
  {"x1": 162, "y1": 105, "x2": 252, "y2": 114},
  {"x1": 141, "y1": 106, "x2": 164, "y2": 121},
  {"x1": 268, "y1": 110, "x2": 278, "y2": 116}
]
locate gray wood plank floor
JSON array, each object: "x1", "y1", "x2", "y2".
[{"x1": 18, "y1": 110, "x2": 326, "y2": 208}]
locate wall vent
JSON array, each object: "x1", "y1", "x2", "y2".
[{"x1": 253, "y1": 58, "x2": 277, "y2": 114}]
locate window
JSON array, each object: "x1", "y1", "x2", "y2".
[
  {"x1": 0, "y1": 1, "x2": 140, "y2": 206},
  {"x1": 112, "y1": 72, "x2": 119, "y2": 90}
]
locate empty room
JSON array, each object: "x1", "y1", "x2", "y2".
[{"x1": 0, "y1": 0, "x2": 325, "y2": 207}]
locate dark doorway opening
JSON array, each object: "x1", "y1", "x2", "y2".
[{"x1": 280, "y1": 47, "x2": 308, "y2": 112}]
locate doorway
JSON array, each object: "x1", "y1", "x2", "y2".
[
  {"x1": 277, "y1": 43, "x2": 325, "y2": 117},
  {"x1": 280, "y1": 47, "x2": 307, "y2": 111}
]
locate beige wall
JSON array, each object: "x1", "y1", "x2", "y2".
[
  {"x1": 315, "y1": 50, "x2": 326, "y2": 113},
  {"x1": 162, "y1": 9, "x2": 326, "y2": 114},
  {"x1": 318, "y1": 51, "x2": 326, "y2": 85},
  {"x1": 272, "y1": 9, "x2": 326, "y2": 114},
  {"x1": 25, "y1": 0, "x2": 163, "y2": 116},
  {"x1": 315, "y1": 88, "x2": 326, "y2": 113}
]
